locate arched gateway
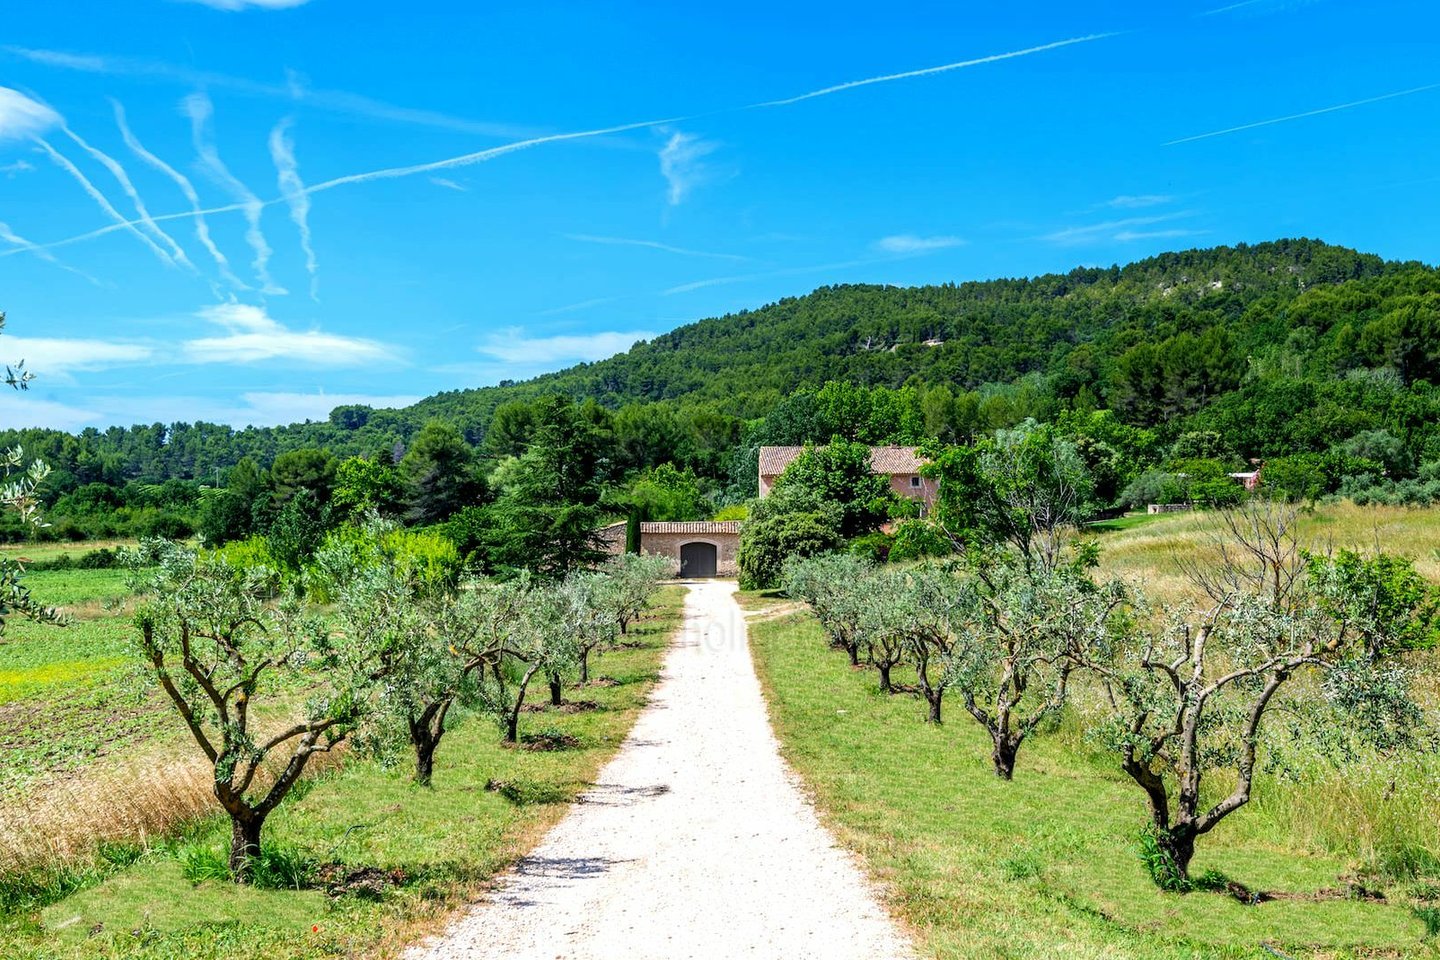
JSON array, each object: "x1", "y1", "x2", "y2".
[
  {"x1": 596, "y1": 521, "x2": 740, "y2": 577},
  {"x1": 679, "y1": 541, "x2": 718, "y2": 578}
]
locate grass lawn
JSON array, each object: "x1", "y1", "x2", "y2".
[
  {"x1": 746, "y1": 599, "x2": 1438, "y2": 959},
  {"x1": 1084, "y1": 510, "x2": 1164, "y2": 534},
  {"x1": 0, "y1": 541, "x2": 139, "y2": 566},
  {"x1": 0, "y1": 585, "x2": 686, "y2": 960},
  {"x1": 0, "y1": 567, "x2": 153, "y2": 797}
]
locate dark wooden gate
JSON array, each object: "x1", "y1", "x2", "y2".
[{"x1": 679, "y1": 541, "x2": 718, "y2": 578}]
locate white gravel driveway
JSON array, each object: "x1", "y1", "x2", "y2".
[{"x1": 406, "y1": 579, "x2": 915, "y2": 960}]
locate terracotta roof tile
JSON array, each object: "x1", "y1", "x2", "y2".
[
  {"x1": 757, "y1": 446, "x2": 806, "y2": 476},
  {"x1": 639, "y1": 521, "x2": 741, "y2": 534},
  {"x1": 757, "y1": 444, "x2": 927, "y2": 477}
]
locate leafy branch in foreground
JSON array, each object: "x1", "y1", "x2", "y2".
[{"x1": 0, "y1": 309, "x2": 63, "y2": 636}]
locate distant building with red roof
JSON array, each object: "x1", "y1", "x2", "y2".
[{"x1": 758, "y1": 444, "x2": 938, "y2": 514}]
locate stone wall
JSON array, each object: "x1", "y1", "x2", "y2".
[
  {"x1": 639, "y1": 530, "x2": 739, "y2": 577},
  {"x1": 597, "y1": 522, "x2": 628, "y2": 555}
]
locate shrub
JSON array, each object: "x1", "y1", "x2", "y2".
[
  {"x1": 886, "y1": 518, "x2": 952, "y2": 562},
  {"x1": 847, "y1": 531, "x2": 893, "y2": 563},
  {"x1": 738, "y1": 508, "x2": 842, "y2": 590},
  {"x1": 383, "y1": 527, "x2": 464, "y2": 589},
  {"x1": 208, "y1": 535, "x2": 276, "y2": 572},
  {"x1": 141, "y1": 511, "x2": 195, "y2": 541}
]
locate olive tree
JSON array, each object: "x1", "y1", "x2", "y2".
[
  {"x1": 130, "y1": 543, "x2": 371, "y2": 880},
  {"x1": 507, "y1": 581, "x2": 583, "y2": 725},
  {"x1": 605, "y1": 552, "x2": 674, "y2": 635},
  {"x1": 1089, "y1": 504, "x2": 1437, "y2": 888},
  {"x1": 783, "y1": 553, "x2": 875, "y2": 666},
  {"x1": 1, "y1": 447, "x2": 62, "y2": 635},
  {"x1": 855, "y1": 584, "x2": 909, "y2": 694},
  {"x1": 317, "y1": 527, "x2": 478, "y2": 787},
  {"x1": 454, "y1": 577, "x2": 545, "y2": 745},
  {"x1": 950, "y1": 560, "x2": 1128, "y2": 779},
  {"x1": 563, "y1": 570, "x2": 622, "y2": 687},
  {"x1": 888, "y1": 565, "x2": 966, "y2": 724},
  {"x1": 472, "y1": 577, "x2": 601, "y2": 742}
]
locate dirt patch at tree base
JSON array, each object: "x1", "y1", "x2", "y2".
[
  {"x1": 1226, "y1": 878, "x2": 1386, "y2": 906},
  {"x1": 316, "y1": 863, "x2": 408, "y2": 899},
  {"x1": 519, "y1": 700, "x2": 600, "y2": 714},
  {"x1": 507, "y1": 732, "x2": 582, "y2": 752}
]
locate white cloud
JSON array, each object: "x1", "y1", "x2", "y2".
[
  {"x1": 1043, "y1": 214, "x2": 1198, "y2": 246},
  {"x1": 0, "y1": 396, "x2": 100, "y2": 431},
  {"x1": 429, "y1": 177, "x2": 468, "y2": 192},
  {"x1": 0, "y1": 391, "x2": 420, "y2": 430},
  {"x1": 0, "y1": 87, "x2": 59, "y2": 141},
  {"x1": 1, "y1": 159, "x2": 33, "y2": 176},
  {"x1": 874, "y1": 234, "x2": 966, "y2": 254},
  {"x1": 1113, "y1": 229, "x2": 1206, "y2": 242},
  {"x1": 658, "y1": 130, "x2": 718, "y2": 206},
  {"x1": 476, "y1": 328, "x2": 656, "y2": 365},
  {"x1": 1106, "y1": 194, "x2": 1172, "y2": 209},
  {"x1": 4, "y1": 48, "x2": 107, "y2": 70},
  {"x1": 177, "y1": 0, "x2": 313, "y2": 9},
  {"x1": 536, "y1": 297, "x2": 620, "y2": 317},
  {"x1": 181, "y1": 303, "x2": 393, "y2": 366},
  {"x1": 2, "y1": 336, "x2": 153, "y2": 374}
]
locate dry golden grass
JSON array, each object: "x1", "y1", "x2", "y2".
[
  {"x1": 0, "y1": 743, "x2": 344, "y2": 877},
  {"x1": 1094, "y1": 501, "x2": 1440, "y2": 605}
]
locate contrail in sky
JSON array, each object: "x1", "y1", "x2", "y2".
[
  {"x1": 112, "y1": 99, "x2": 246, "y2": 289},
  {"x1": 62, "y1": 125, "x2": 193, "y2": 269},
  {"x1": 751, "y1": 33, "x2": 1118, "y2": 107},
  {"x1": 185, "y1": 92, "x2": 283, "y2": 294},
  {"x1": 270, "y1": 118, "x2": 318, "y2": 299},
  {"x1": 1166, "y1": 83, "x2": 1440, "y2": 145},
  {"x1": 16, "y1": 32, "x2": 1120, "y2": 255},
  {"x1": 304, "y1": 115, "x2": 686, "y2": 194},
  {"x1": 1201, "y1": 0, "x2": 1270, "y2": 14},
  {"x1": 33, "y1": 137, "x2": 176, "y2": 266},
  {"x1": 565, "y1": 234, "x2": 749, "y2": 262},
  {"x1": 0, "y1": 219, "x2": 97, "y2": 282}
]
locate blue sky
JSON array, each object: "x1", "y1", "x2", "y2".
[{"x1": 1, "y1": 0, "x2": 1437, "y2": 431}]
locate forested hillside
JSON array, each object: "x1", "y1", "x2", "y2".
[{"x1": 6, "y1": 237, "x2": 1440, "y2": 541}]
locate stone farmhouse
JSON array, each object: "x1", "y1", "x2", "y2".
[
  {"x1": 758, "y1": 445, "x2": 939, "y2": 514},
  {"x1": 599, "y1": 445, "x2": 938, "y2": 578}
]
